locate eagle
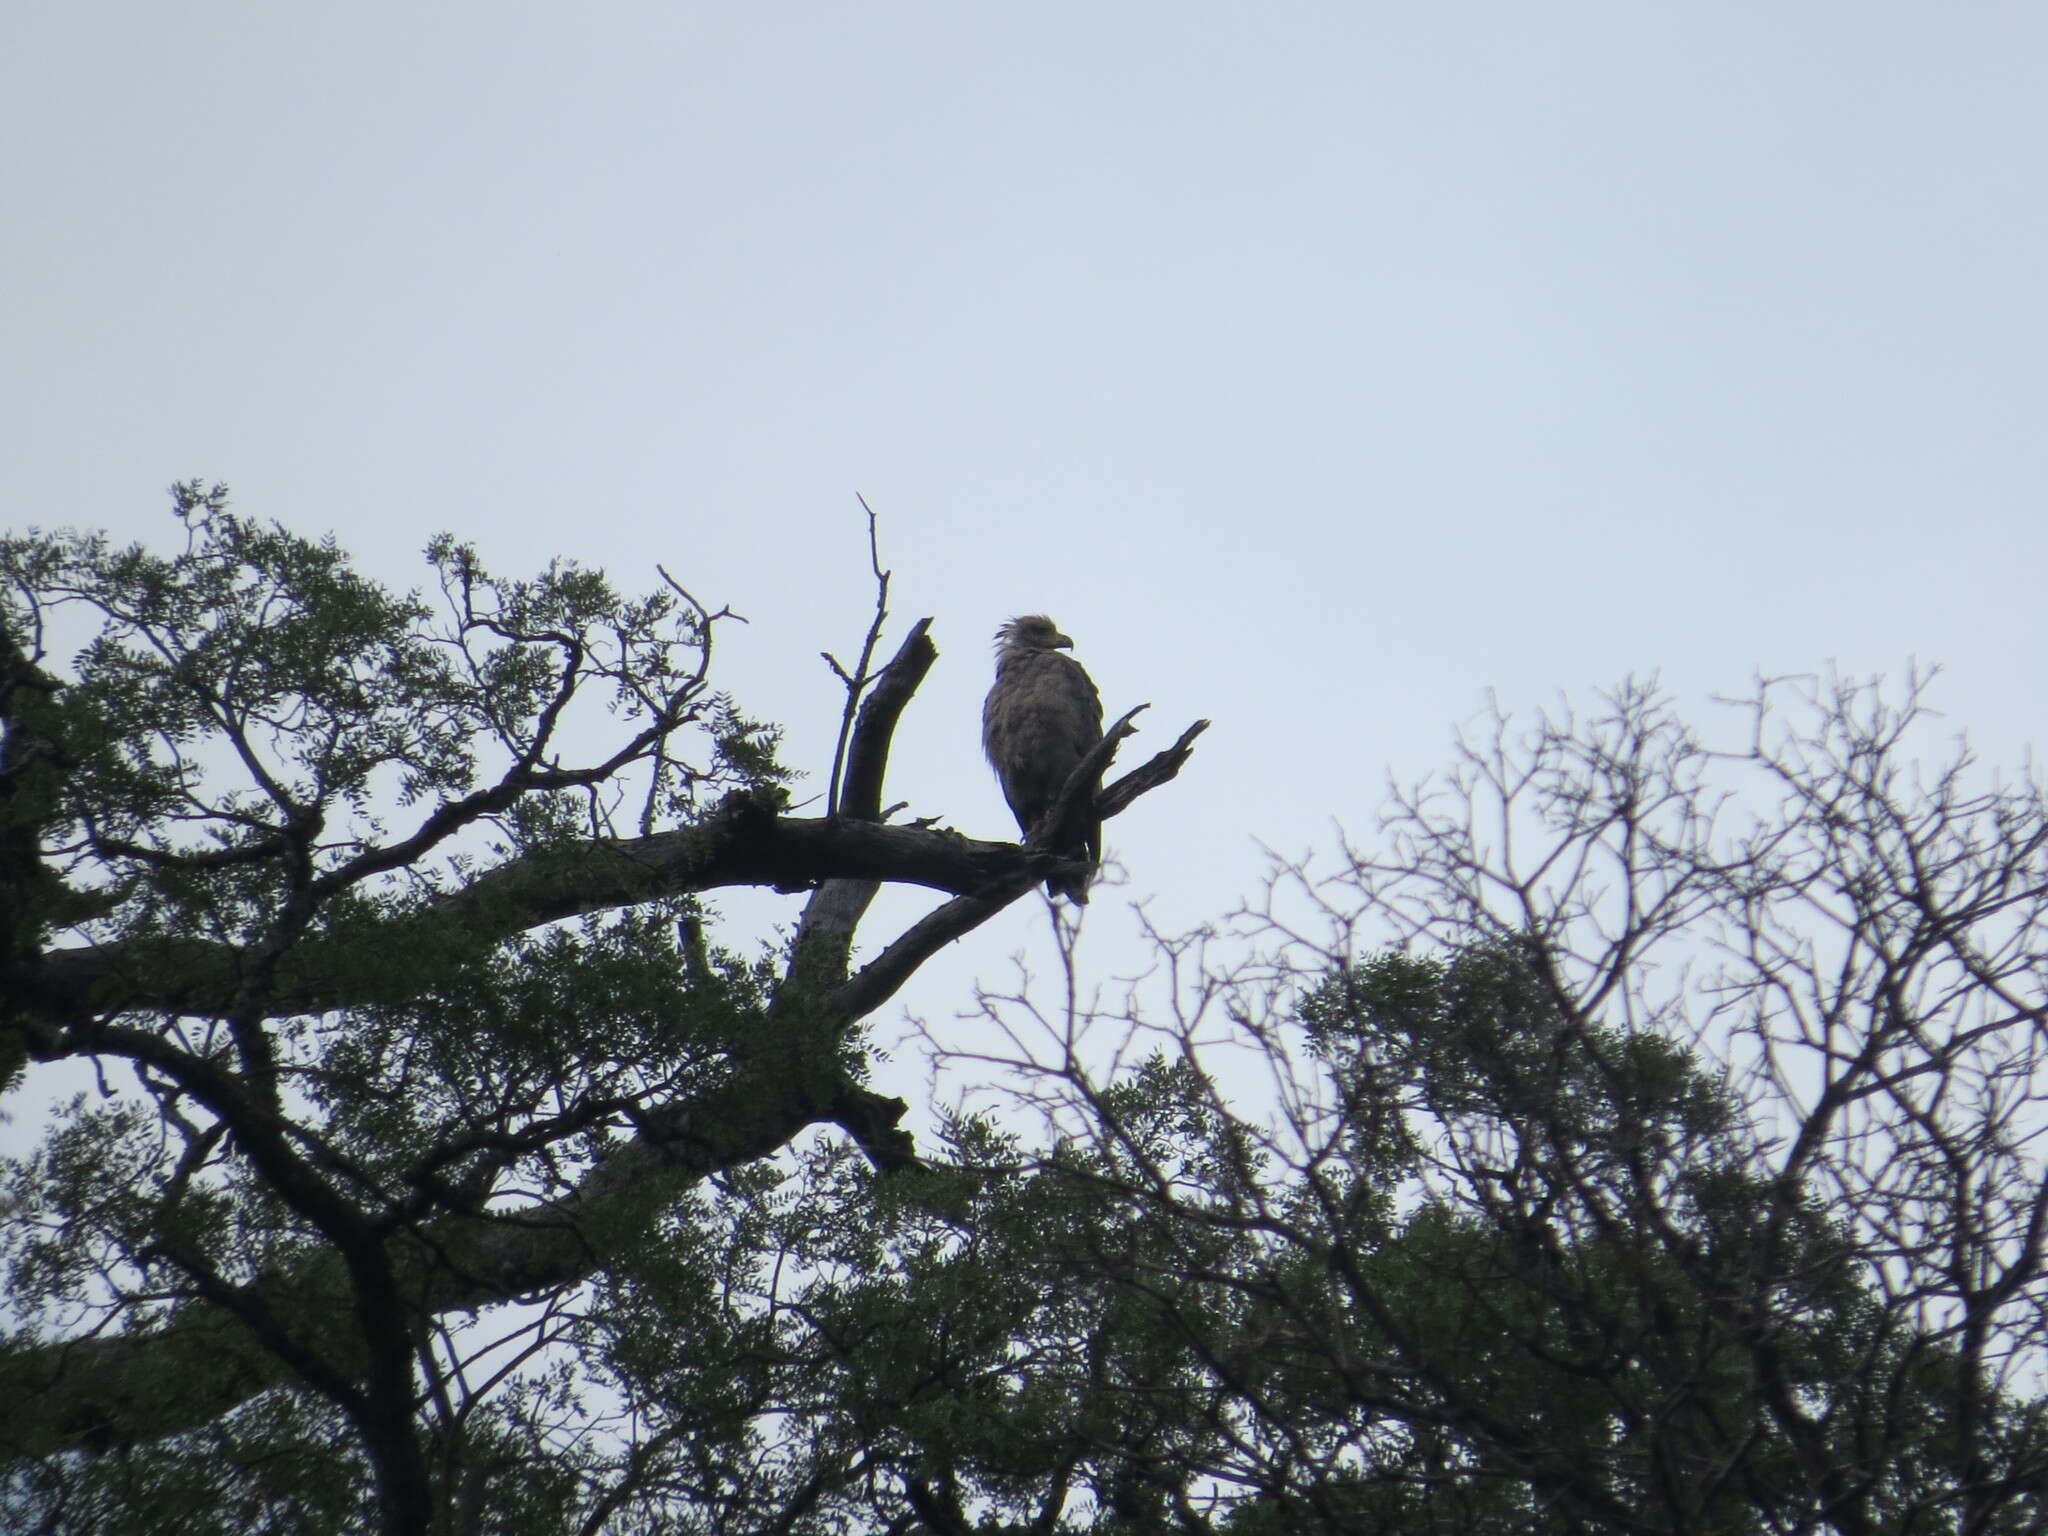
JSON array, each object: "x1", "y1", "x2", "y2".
[{"x1": 983, "y1": 615, "x2": 1104, "y2": 903}]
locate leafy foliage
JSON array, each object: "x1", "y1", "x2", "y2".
[{"x1": 1, "y1": 495, "x2": 795, "y2": 1531}]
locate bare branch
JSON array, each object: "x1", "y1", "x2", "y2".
[
  {"x1": 824, "y1": 497, "x2": 894, "y2": 819},
  {"x1": 14, "y1": 805, "x2": 1037, "y2": 1026}
]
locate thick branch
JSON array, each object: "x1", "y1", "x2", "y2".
[
  {"x1": 13, "y1": 807, "x2": 1038, "y2": 1027},
  {"x1": 16, "y1": 719, "x2": 1214, "y2": 1035},
  {"x1": 785, "y1": 619, "x2": 938, "y2": 980},
  {"x1": 839, "y1": 618, "x2": 933, "y2": 823},
  {"x1": 778, "y1": 620, "x2": 935, "y2": 1160}
]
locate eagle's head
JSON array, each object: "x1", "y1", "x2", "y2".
[{"x1": 995, "y1": 615, "x2": 1073, "y2": 652}]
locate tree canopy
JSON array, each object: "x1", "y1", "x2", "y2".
[{"x1": 4, "y1": 494, "x2": 2044, "y2": 1534}]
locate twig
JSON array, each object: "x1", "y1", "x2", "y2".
[{"x1": 824, "y1": 497, "x2": 892, "y2": 818}]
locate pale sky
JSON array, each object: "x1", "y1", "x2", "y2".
[{"x1": 6, "y1": 4, "x2": 2046, "y2": 1112}]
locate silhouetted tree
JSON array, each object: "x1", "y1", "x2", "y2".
[
  {"x1": 0, "y1": 488, "x2": 1201, "y2": 1534},
  {"x1": 911, "y1": 677, "x2": 2048, "y2": 1532}
]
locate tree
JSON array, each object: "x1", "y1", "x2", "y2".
[
  {"x1": 5, "y1": 497, "x2": 2045, "y2": 1534},
  {"x1": 0, "y1": 488, "x2": 1203, "y2": 1533},
  {"x1": 901, "y1": 677, "x2": 2048, "y2": 1532}
]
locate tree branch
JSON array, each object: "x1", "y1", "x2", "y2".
[
  {"x1": 1099, "y1": 717, "x2": 1211, "y2": 820},
  {"x1": 783, "y1": 619, "x2": 939, "y2": 991},
  {"x1": 12, "y1": 807, "x2": 1028, "y2": 1027},
  {"x1": 836, "y1": 617, "x2": 932, "y2": 824},
  {"x1": 15, "y1": 718, "x2": 1215, "y2": 1034}
]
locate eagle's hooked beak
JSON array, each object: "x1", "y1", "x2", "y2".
[{"x1": 1051, "y1": 631, "x2": 1074, "y2": 650}]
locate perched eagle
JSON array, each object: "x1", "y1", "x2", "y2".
[{"x1": 983, "y1": 615, "x2": 1104, "y2": 903}]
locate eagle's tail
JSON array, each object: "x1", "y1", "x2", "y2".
[{"x1": 1048, "y1": 867, "x2": 1091, "y2": 904}]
